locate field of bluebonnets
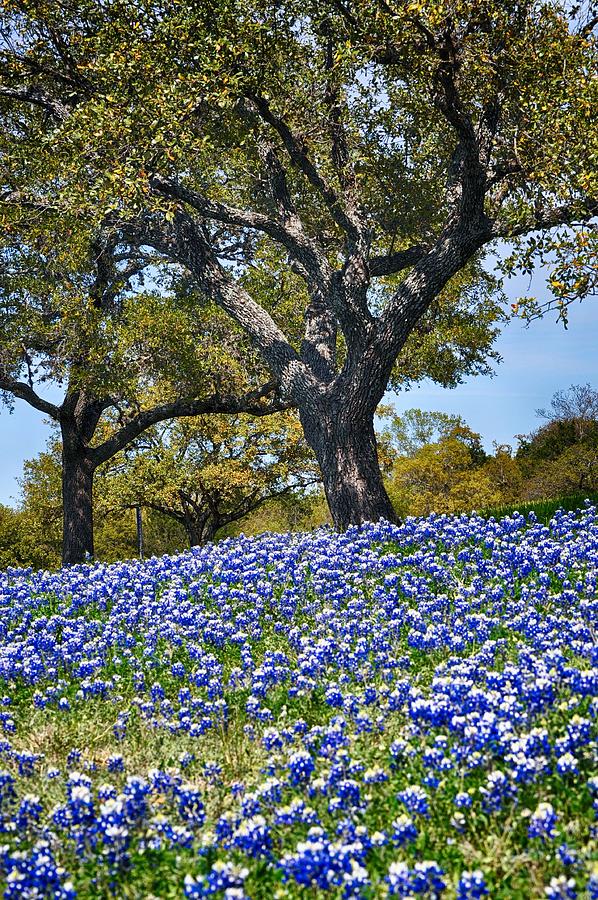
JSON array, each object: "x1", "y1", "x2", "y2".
[{"x1": 0, "y1": 506, "x2": 596, "y2": 899}]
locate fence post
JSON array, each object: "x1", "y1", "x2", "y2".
[{"x1": 136, "y1": 505, "x2": 144, "y2": 560}]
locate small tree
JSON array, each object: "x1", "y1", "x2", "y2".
[
  {"x1": 518, "y1": 384, "x2": 598, "y2": 498},
  {"x1": 390, "y1": 422, "x2": 498, "y2": 515},
  {"x1": 0, "y1": 503, "x2": 26, "y2": 569},
  {"x1": 482, "y1": 445, "x2": 524, "y2": 505},
  {"x1": 1, "y1": 1, "x2": 596, "y2": 529},
  {"x1": 98, "y1": 411, "x2": 319, "y2": 546},
  {"x1": 16, "y1": 438, "x2": 189, "y2": 566},
  {"x1": 536, "y1": 384, "x2": 598, "y2": 443},
  {"x1": 525, "y1": 444, "x2": 598, "y2": 499},
  {"x1": 380, "y1": 408, "x2": 472, "y2": 458}
]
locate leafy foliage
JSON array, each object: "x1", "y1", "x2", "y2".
[
  {"x1": 97, "y1": 411, "x2": 319, "y2": 545},
  {"x1": 517, "y1": 385, "x2": 598, "y2": 498},
  {"x1": 2, "y1": 0, "x2": 594, "y2": 392},
  {"x1": 388, "y1": 428, "x2": 499, "y2": 517}
]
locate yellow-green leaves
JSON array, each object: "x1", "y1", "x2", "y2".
[{"x1": 97, "y1": 410, "x2": 318, "y2": 543}]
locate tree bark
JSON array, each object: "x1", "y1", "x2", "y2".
[
  {"x1": 61, "y1": 426, "x2": 96, "y2": 566},
  {"x1": 300, "y1": 402, "x2": 396, "y2": 529},
  {"x1": 185, "y1": 516, "x2": 218, "y2": 547}
]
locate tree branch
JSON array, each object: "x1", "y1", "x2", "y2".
[
  {"x1": 0, "y1": 84, "x2": 70, "y2": 120},
  {"x1": 374, "y1": 25, "x2": 489, "y2": 237},
  {"x1": 322, "y1": 29, "x2": 360, "y2": 223},
  {"x1": 0, "y1": 188, "x2": 56, "y2": 213},
  {"x1": 492, "y1": 197, "x2": 598, "y2": 239},
  {"x1": 116, "y1": 210, "x2": 320, "y2": 395},
  {"x1": 246, "y1": 93, "x2": 361, "y2": 242},
  {"x1": 369, "y1": 245, "x2": 427, "y2": 276},
  {"x1": 0, "y1": 372, "x2": 61, "y2": 418},
  {"x1": 90, "y1": 385, "x2": 292, "y2": 467},
  {"x1": 149, "y1": 174, "x2": 331, "y2": 293}
]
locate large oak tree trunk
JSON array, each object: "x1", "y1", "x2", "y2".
[
  {"x1": 61, "y1": 430, "x2": 95, "y2": 566},
  {"x1": 301, "y1": 402, "x2": 396, "y2": 529}
]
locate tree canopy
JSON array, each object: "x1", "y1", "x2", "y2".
[
  {"x1": 517, "y1": 383, "x2": 598, "y2": 497},
  {"x1": 1, "y1": 0, "x2": 596, "y2": 533}
]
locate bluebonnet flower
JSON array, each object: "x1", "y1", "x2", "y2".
[
  {"x1": 397, "y1": 785, "x2": 429, "y2": 817},
  {"x1": 122, "y1": 775, "x2": 150, "y2": 823},
  {"x1": 97, "y1": 783, "x2": 117, "y2": 802},
  {"x1": 391, "y1": 814, "x2": 418, "y2": 846},
  {"x1": 262, "y1": 728, "x2": 284, "y2": 751},
  {"x1": 457, "y1": 870, "x2": 488, "y2": 899},
  {"x1": 565, "y1": 716, "x2": 592, "y2": 749},
  {"x1": 479, "y1": 771, "x2": 515, "y2": 813},
  {"x1": 342, "y1": 860, "x2": 370, "y2": 898},
  {"x1": 240, "y1": 794, "x2": 261, "y2": 818},
  {"x1": 0, "y1": 841, "x2": 76, "y2": 899},
  {"x1": 15, "y1": 794, "x2": 43, "y2": 831},
  {"x1": 0, "y1": 770, "x2": 16, "y2": 815},
  {"x1": 96, "y1": 797, "x2": 131, "y2": 866},
  {"x1": 387, "y1": 860, "x2": 446, "y2": 897},
  {"x1": 15, "y1": 751, "x2": 42, "y2": 777},
  {"x1": 332, "y1": 779, "x2": 361, "y2": 811},
  {"x1": 411, "y1": 861, "x2": 446, "y2": 896},
  {"x1": 557, "y1": 844, "x2": 579, "y2": 867},
  {"x1": 184, "y1": 861, "x2": 249, "y2": 897},
  {"x1": 287, "y1": 750, "x2": 315, "y2": 785},
  {"x1": 556, "y1": 753, "x2": 579, "y2": 776},
  {"x1": 107, "y1": 754, "x2": 125, "y2": 773},
  {"x1": 232, "y1": 815, "x2": 271, "y2": 857},
  {"x1": 176, "y1": 783, "x2": 205, "y2": 828},
  {"x1": 254, "y1": 777, "x2": 282, "y2": 805},
  {"x1": 179, "y1": 752, "x2": 195, "y2": 770},
  {"x1": 363, "y1": 766, "x2": 388, "y2": 784},
  {"x1": 275, "y1": 798, "x2": 319, "y2": 826},
  {"x1": 544, "y1": 875, "x2": 577, "y2": 899},
  {"x1": 280, "y1": 828, "x2": 346, "y2": 890},
  {"x1": 325, "y1": 686, "x2": 344, "y2": 707},
  {"x1": 148, "y1": 769, "x2": 178, "y2": 796},
  {"x1": 65, "y1": 772, "x2": 95, "y2": 825},
  {"x1": 529, "y1": 802, "x2": 558, "y2": 840},
  {"x1": 113, "y1": 717, "x2": 128, "y2": 741},
  {"x1": 0, "y1": 712, "x2": 15, "y2": 734},
  {"x1": 202, "y1": 760, "x2": 222, "y2": 784}
]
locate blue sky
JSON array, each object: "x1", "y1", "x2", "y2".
[
  {"x1": 0, "y1": 269, "x2": 596, "y2": 507},
  {"x1": 389, "y1": 260, "x2": 598, "y2": 451}
]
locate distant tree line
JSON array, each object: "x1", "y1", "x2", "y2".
[
  {"x1": 1, "y1": 384, "x2": 596, "y2": 570},
  {"x1": 383, "y1": 384, "x2": 598, "y2": 517}
]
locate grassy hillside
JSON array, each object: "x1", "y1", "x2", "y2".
[{"x1": 0, "y1": 506, "x2": 596, "y2": 896}]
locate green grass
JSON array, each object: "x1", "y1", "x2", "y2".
[{"x1": 480, "y1": 492, "x2": 598, "y2": 525}]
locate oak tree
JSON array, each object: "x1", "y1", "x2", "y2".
[
  {"x1": 1, "y1": 0, "x2": 596, "y2": 530},
  {"x1": 15, "y1": 438, "x2": 188, "y2": 566}
]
